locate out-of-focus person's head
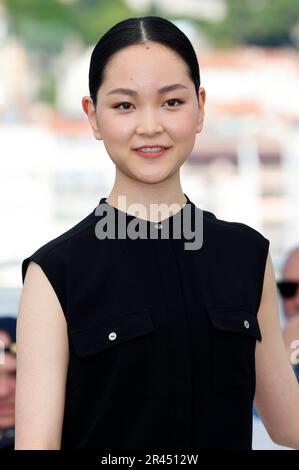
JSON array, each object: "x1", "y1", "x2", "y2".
[
  {"x1": 277, "y1": 246, "x2": 299, "y2": 321},
  {"x1": 0, "y1": 317, "x2": 16, "y2": 431}
]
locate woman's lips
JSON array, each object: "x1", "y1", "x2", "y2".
[{"x1": 133, "y1": 147, "x2": 170, "y2": 158}]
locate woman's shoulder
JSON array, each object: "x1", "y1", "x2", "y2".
[
  {"x1": 21, "y1": 205, "x2": 98, "y2": 284},
  {"x1": 202, "y1": 207, "x2": 269, "y2": 247}
]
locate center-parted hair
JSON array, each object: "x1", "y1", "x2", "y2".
[{"x1": 88, "y1": 16, "x2": 201, "y2": 108}]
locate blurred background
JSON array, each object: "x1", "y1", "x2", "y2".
[{"x1": 0, "y1": 0, "x2": 298, "y2": 449}]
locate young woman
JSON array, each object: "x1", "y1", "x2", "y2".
[{"x1": 15, "y1": 16, "x2": 299, "y2": 450}]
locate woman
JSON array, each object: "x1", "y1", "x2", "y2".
[{"x1": 15, "y1": 16, "x2": 299, "y2": 450}]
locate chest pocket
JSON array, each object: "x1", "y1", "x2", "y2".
[
  {"x1": 206, "y1": 307, "x2": 262, "y2": 396},
  {"x1": 69, "y1": 308, "x2": 155, "y2": 410}
]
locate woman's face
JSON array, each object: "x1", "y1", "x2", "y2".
[{"x1": 83, "y1": 41, "x2": 206, "y2": 184}]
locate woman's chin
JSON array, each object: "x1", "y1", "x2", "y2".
[{"x1": 132, "y1": 169, "x2": 172, "y2": 185}]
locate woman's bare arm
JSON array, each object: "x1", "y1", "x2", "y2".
[
  {"x1": 15, "y1": 260, "x2": 69, "y2": 449},
  {"x1": 254, "y1": 251, "x2": 299, "y2": 449}
]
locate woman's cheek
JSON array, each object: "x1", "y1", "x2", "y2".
[{"x1": 171, "y1": 122, "x2": 193, "y2": 141}]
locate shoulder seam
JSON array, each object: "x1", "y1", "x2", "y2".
[
  {"x1": 31, "y1": 208, "x2": 98, "y2": 258},
  {"x1": 203, "y1": 211, "x2": 269, "y2": 243},
  {"x1": 204, "y1": 212, "x2": 265, "y2": 234}
]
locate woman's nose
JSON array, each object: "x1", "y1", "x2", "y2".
[{"x1": 136, "y1": 111, "x2": 163, "y2": 135}]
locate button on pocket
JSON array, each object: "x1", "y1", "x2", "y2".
[
  {"x1": 206, "y1": 307, "x2": 262, "y2": 396},
  {"x1": 69, "y1": 308, "x2": 155, "y2": 410},
  {"x1": 70, "y1": 309, "x2": 154, "y2": 357}
]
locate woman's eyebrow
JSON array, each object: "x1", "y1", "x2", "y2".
[{"x1": 106, "y1": 83, "x2": 188, "y2": 96}]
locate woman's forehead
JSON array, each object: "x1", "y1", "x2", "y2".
[{"x1": 104, "y1": 44, "x2": 187, "y2": 78}]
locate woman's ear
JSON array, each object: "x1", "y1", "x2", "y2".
[
  {"x1": 82, "y1": 96, "x2": 102, "y2": 140},
  {"x1": 196, "y1": 87, "x2": 206, "y2": 134}
]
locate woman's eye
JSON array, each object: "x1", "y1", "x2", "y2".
[
  {"x1": 113, "y1": 102, "x2": 133, "y2": 110},
  {"x1": 165, "y1": 98, "x2": 183, "y2": 107},
  {"x1": 112, "y1": 98, "x2": 183, "y2": 111}
]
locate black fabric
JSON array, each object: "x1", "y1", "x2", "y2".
[{"x1": 21, "y1": 193, "x2": 269, "y2": 449}]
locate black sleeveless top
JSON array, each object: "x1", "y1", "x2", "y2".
[{"x1": 21, "y1": 193, "x2": 269, "y2": 450}]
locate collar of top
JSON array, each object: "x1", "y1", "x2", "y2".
[{"x1": 96, "y1": 193, "x2": 198, "y2": 242}]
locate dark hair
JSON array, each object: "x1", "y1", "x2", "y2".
[{"x1": 89, "y1": 16, "x2": 200, "y2": 108}]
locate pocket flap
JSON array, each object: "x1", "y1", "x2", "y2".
[
  {"x1": 206, "y1": 307, "x2": 262, "y2": 341},
  {"x1": 69, "y1": 308, "x2": 154, "y2": 357}
]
